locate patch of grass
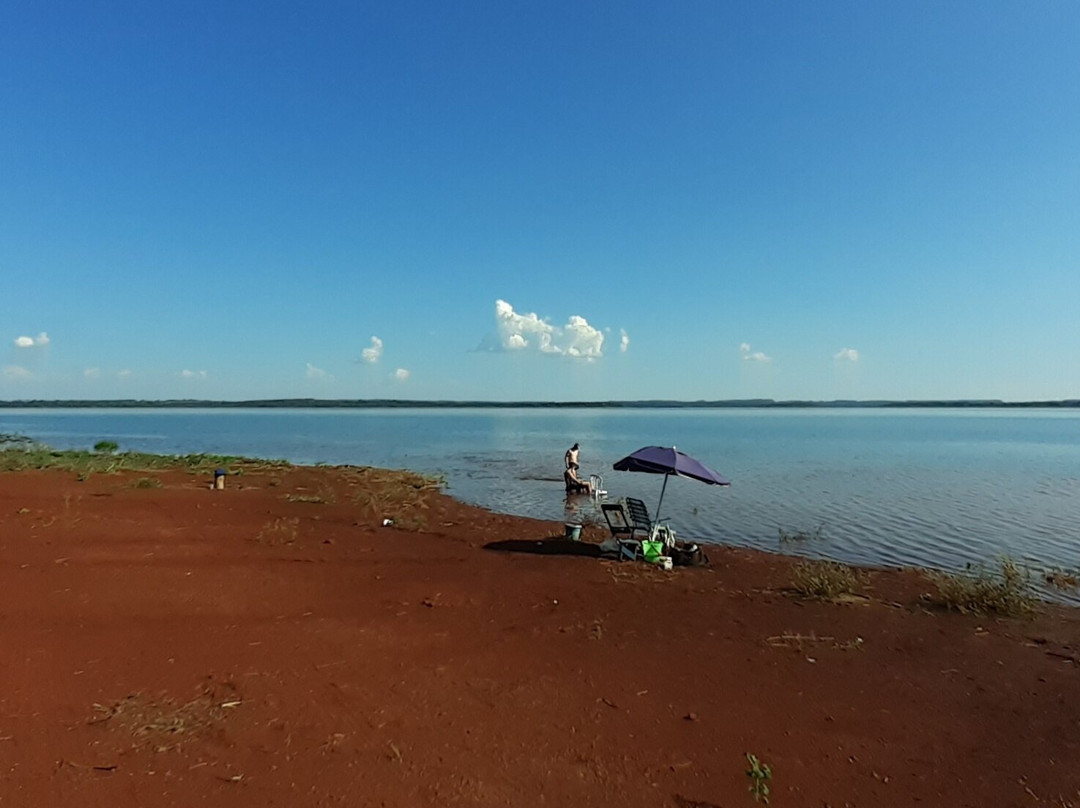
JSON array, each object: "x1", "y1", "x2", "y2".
[
  {"x1": 93, "y1": 440, "x2": 119, "y2": 454},
  {"x1": 133, "y1": 476, "x2": 162, "y2": 489},
  {"x1": 927, "y1": 557, "x2": 1037, "y2": 617},
  {"x1": 350, "y1": 467, "x2": 443, "y2": 530},
  {"x1": 778, "y1": 525, "x2": 824, "y2": 543},
  {"x1": 0, "y1": 433, "x2": 290, "y2": 476},
  {"x1": 88, "y1": 691, "x2": 230, "y2": 751},
  {"x1": 255, "y1": 517, "x2": 300, "y2": 546},
  {"x1": 791, "y1": 559, "x2": 866, "y2": 600}
]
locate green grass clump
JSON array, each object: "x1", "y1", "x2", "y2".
[
  {"x1": 928, "y1": 557, "x2": 1037, "y2": 617},
  {"x1": 791, "y1": 559, "x2": 866, "y2": 600}
]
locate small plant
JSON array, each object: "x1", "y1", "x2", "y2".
[
  {"x1": 791, "y1": 559, "x2": 865, "y2": 599},
  {"x1": 928, "y1": 556, "x2": 1037, "y2": 617},
  {"x1": 745, "y1": 753, "x2": 772, "y2": 804},
  {"x1": 133, "y1": 476, "x2": 162, "y2": 489},
  {"x1": 778, "y1": 526, "x2": 823, "y2": 543},
  {"x1": 93, "y1": 440, "x2": 119, "y2": 454}
]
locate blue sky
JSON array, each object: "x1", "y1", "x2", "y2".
[{"x1": 2, "y1": 1, "x2": 1078, "y2": 401}]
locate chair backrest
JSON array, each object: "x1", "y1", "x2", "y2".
[
  {"x1": 601, "y1": 502, "x2": 633, "y2": 538},
  {"x1": 624, "y1": 497, "x2": 652, "y2": 532}
]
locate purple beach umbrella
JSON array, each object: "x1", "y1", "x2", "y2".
[{"x1": 612, "y1": 446, "x2": 730, "y2": 523}]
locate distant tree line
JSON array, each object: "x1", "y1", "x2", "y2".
[{"x1": 0, "y1": 398, "x2": 1077, "y2": 409}]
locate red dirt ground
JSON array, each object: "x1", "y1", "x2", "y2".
[{"x1": 1, "y1": 466, "x2": 1078, "y2": 807}]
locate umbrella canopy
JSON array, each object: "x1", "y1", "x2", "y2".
[{"x1": 612, "y1": 446, "x2": 729, "y2": 523}]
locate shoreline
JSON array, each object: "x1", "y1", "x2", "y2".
[{"x1": 2, "y1": 462, "x2": 1078, "y2": 806}]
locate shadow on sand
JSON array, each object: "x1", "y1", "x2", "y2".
[{"x1": 483, "y1": 537, "x2": 603, "y2": 558}]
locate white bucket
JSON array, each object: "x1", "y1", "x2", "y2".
[{"x1": 564, "y1": 524, "x2": 582, "y2": 541}]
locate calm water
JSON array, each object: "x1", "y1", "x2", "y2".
[{"x1": 3, "y1": 408, "x2": 1079, "y2": 585}]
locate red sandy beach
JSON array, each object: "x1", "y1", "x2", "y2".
[{"x1": 1, "y1": 465, "x2": 1078, "y2": 807}]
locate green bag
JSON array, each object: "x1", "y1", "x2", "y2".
[{"x1": 642, "y1": 540, "x2": 664, "y2": 562}]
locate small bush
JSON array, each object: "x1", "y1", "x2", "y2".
[
  {"x1": 929, "y1": 557, "x2": 1037, "y2": 617},
  {"x1": 94, "y1": 440, "x2": 119, "y2": 454},
  {"x1": 791, "y1": 559, "x2": 865, "y2": 600},
  {"x1": 133, "y1": 477, "x2": 162, "y2": 489}
]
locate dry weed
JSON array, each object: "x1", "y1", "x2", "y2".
[
  {"x1": 255, "y1": 517, "x2": 300, "y2": 546},
  {"x1": 791, "y1": 559, "x2": 867, "y2": 600}
]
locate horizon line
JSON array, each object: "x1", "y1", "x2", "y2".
[{"x1": 2, "y1": 398, "x2": 1079, "y2": 409}]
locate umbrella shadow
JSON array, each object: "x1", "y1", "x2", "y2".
[{"x1": 483, "y1": 537, "x2": 603, "y2": 558}]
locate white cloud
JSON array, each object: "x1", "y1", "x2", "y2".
[
  {"x1": 393, "y1": 368, "x2": 410, "y2": 381},
  {"x1": 361, "y1": 336, "x2": 383, "y2": 363},
  {"x1": 181, "y1": 369, "x2": 208, "y2": 379},
  {"x1": 620, "y1": 329, "x2": 630, "y2": 353},
  {"x1": 84, "y1": 367, "x2": 101, "y2": 379},
  {"x1": 306, "y1": 362, "x2": 334, "y2": 381},
  {"x1": 833, "y1": 347, "x2": 860, "y2": 362},
  {"x1": 117, "y1": 369, "x2": 132, "y2": 379},
  {"x1": 14, "y1": 332, "x2": 49, "y2": 349},
  {"x1": 740, "y1": 343, "x2": 772, "y2": 363},
  {"x1": 491, "y1": 300, "x2": 605, "y2": 359},
  {"x1": 2, "y1": 365, "x2": 32, "y2": 380}
]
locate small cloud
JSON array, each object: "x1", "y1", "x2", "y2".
[
  {"x1": 180, "y1": 369, "x2": 208, "y2": 379},
  {"x1": 117, "y1": 369, "x2": 132, "y2": 379},
  {"x1": 306, "y1": 362, "x2": 334, "y2": 381},
  {"x1": 361, "y1": 336, "x2": 383, "y2": 364},
  {"x1": 833, "y1": 347, "x2": 859, "y2": 362},
  {"x1": 489, "y1": 300, "x2": 605, "y2": 359},
  {"x1": 619, "y1": 329, "x2": 630, "y2": 353},
  {"x1": 393, "y1": 368, "x2": 410, "y2": 381},
  {"x1": 2, "y1": 365, "x2": 32, "y2": 380},
  {"x1": 84, "y1": 367, "x2": 101, "y2": 379},
  {"x1": 13, "y1": 332, "x2": 49, "y2": 349},
  {"x1": 740, "y1": 342, "x2": 772, "y2": 363}
]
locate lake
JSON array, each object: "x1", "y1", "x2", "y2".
[{"x1": 3, "y1": 407, "x2": 1079, "y2": 588}]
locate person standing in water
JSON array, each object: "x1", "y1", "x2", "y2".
[{"x1": 564, "y1": 442, "x2": 580, "y2": 471}]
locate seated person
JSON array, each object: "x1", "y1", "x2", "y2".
[{"x1": 564, "y1": 466, "x2": 592, "y2": 495}]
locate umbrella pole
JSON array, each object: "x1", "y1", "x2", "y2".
[{"x1": 655, "y1": 473, "x2": 670, "y2": 523}]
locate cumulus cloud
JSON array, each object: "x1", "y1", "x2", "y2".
[
  {"x1": 361, "y1": 336, "x2": 383, "y2": 364},
  {"x1": 180, "y1": 369, "x2": 207, "y2": 379},
  {"x1": 393, "y1": 368, "x2": 410, "y2": 381},
  {"x1": 84, "y1": 367, "x2": 101, "y2": 379},
  {"x1": 490, "y1": 300, "x2": 605, "y2": 359},
  {"x1": 117, "y1": 369, "x2": 132, "y2": 379},
  {"x1": 833, "y1": 347, "x2": 860, "y2": 362},
  {"x1": 740, "y1": 342, "x2": 772, "y2": 363},
  {"x1": 2, "y1": 365, "x2": 32, "y2": 380},
  {"x1": 13, "y1": 332, "x2": 49, "y2": 348},
  {"x1": 620, "y1": 329, "x2": 630, "y2": 353}
]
